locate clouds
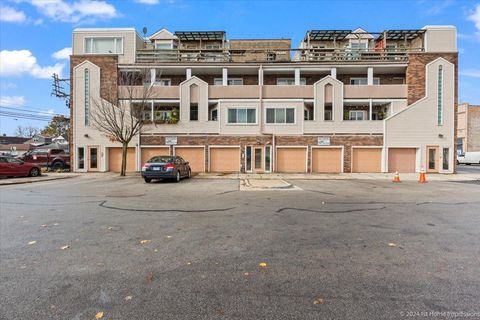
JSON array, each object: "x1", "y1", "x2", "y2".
[
  {"x1": 0, "y1": 96, "x2": 26, "y2": 107},
  {"x1": 29, "y1": 0, "x2": 118, "y2": 23},
  {"x1": 0, "y1": 50, "x2": 64, "y2": 79},
  {"x1": 460, "y1": 69, "x2": 480, "y2": 78},
  {"x1": 52, "y1": 47, "x2": 72, "y2": 60},
  {"x1": 134, "y1": 0, "x2": 160, "y2": 4},
  {"x1": 0, "y1": 5, "x2": 27, "y2": 23},
  {"x1": 467, "y1": 4, "x2": 480, "y2": 37}
]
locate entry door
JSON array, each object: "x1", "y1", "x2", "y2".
[
  {"x1": 88, "y1": 146, "x2": 99, "y2": 171},
  {"x1": 253, "y1": 147, "x2": 263, "y2": 172},
  {"x1": 426, "y1": 146, "x2": 439, "y2": 173}
]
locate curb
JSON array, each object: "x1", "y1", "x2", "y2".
[{"x1": 0, "y1": 175, "x2": 78, "y2": 186}]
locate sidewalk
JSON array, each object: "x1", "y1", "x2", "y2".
[
  {"x1": 195, "y1": 172, "x2": 480, "y2": 181},
  {"x1": 0, "y1": 173, "x2": 80, "y2": 186}
]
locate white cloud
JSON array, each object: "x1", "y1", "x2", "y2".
[
  {"x1": 134, "y1": 0, "x2": 160, "y2": 4},
  {"x1": 52, "y1": 47, "x2": 72, "y2": 60},
  {"x1": 28, "y1": 0, "x2": 118, "y2": 23},
  {"x1": 0, "y1": 96, "x2": 26, "y2": 107},
  {"x1": 468, "y1": 4, "x2": 480, "y2": 37},
  {"x1": 0, "y1": 50, "x2": 64, "y2": 79},
  {"x1": 0, "y1": 5, "x2": 27, "y2": 23},
  {"x1": 460, "y1": 69, "x2": 480, "y2": 78}
]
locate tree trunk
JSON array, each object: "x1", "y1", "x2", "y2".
[{"x1": 120, "y1": 142, "x2": 128, "y2": 176}]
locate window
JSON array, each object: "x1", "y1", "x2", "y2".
[
  {"x1": 265, "y1": 145, "x2": 271, "y2": 172},
  {"x1": 277, "y1": 78, "x2": 306, "y2": 85},
  {"x1": 205, "y1": 44, "x2": 221, "y2": 50},
  {"x1": 349, "y1": 110, "x2": 365, "y2": 120},
  {"x1": 210, "y1": 109, "x2": 218, "y2": 121},
  {"x1": 6, "y1": 157, "x2": 22, "y2": 164},
  {"x1": 438, "y1": 65, "x2": 443, "y2": 125},
  {"x1": 266, "y1": 52, "x2": 276, "y2": 61},
  {"x1": 386, "y1": 44, "x2": 397, "y2": 52},
  {"x1": 442, "y1": 148, "x2": 449, "y2": 170},
  {"x1": 350, "y1": 77, "x2": 380, "y2": 85},
  {"x1": 246, "y1": 146, "x2": 252, "y2": 172},
  {"x1": 142, "y1": 108, "x2": 152, "y2": 121},
  {"x1": 155, "y1": 79, "x2": 171, "y2": 86},
  {"x1": 214, "y1": 78, "x2": 244, "y2": 85},
  {"x1": 85, "y1": 37, "x2": 123, "y2": 54},
  {"x1": 349, "y1": 40, "x2": 368, "y2": 50},
  {"x1": 190, "y1": 105, "x2": 198, "y2": 121},
  {"x1": 84, "y1": 68, "x2": 90, "y2": 126},
  {"x1": 266, "y1": 108, "x2": 295, "y2": 124},
  {"x1": 227, "y1": 108, "x2": 256, "y2": 124},
  {"x1": 77, "y1": 147, "x2": 85, "y2": 170},
  {"x1": 155, "y1": 42, "x2": 173, "y2": 50}
]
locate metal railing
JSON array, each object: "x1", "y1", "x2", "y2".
[{"x1": 136, "y1": 47, "x2": 424, "y2": 63}]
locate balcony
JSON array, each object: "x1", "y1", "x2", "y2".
[
  {"x1": 209, "y1": 85, "x2": 260, "y2": 99},
  {"x1": 263, "y1": 85, "x2": 313, "y2": 99},
  {"x1": 344, "y1": 85, "x2": 407, "y2": 99},
  {"x1": 119, "y1": 86, "x2": 180, "y2": 99},
  {"x1": 137, "y1": 49, "x2": 230, "y2": 63}
]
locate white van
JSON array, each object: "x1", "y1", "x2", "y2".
[{"x1": 457, "y1": 152, "x2": 480, "y2": 165}]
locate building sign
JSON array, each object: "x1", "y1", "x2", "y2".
[
  {"x1": 317, "y1": 136, "x2": 331, "y2": 146},
  {"x1": 165, "y1": 136, "x2": 177, "y2": 145}
]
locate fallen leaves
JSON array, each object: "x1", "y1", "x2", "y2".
[
  {"x1": 139, "y1": 240, "x2": 151, "y2": 245},
  {"x1": 388, "y1": 242, "x2": 397, "y2": 247},
  {"x1": 313, "y1": 297, "x2": 324, "y2": 305},
  {"x1": 28, "y1": 241, "x2": 37, "y2": 245},
  {"x1": 244, "y1": 272, "x2": 250, "y2": 276},
  {"x1": 95, "y1": 311, "x2": 104, "y2": 319},
  {"x1": 146, "y1": 272, "x2": 154, "y2": 283},
  {"x1": 259, "y1": 262, "x2": 267, "y2": 268},
  {"x1": 60, "y1": 245, "x2": 70, "y2": 250},
  {"x1": 41, "y1": 224, "x2": 48, "y2": 227},
  {"x1": 125, "y1": 295, "x2": 132, "y2": 301}
]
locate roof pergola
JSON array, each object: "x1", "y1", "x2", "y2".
[
  {"x1": 174, "y1": 31, "x2": 226, "y2": 41},
  {"x1": 305, "y1": 30, "x2": 352, "y2": 41},
  {"x1": 377, "y1": 30, "x2": 426, "y2": 40}
]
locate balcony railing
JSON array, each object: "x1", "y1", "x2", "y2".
[{"x1": 136, "y1": 48, "x2": 423, "y2": 63}]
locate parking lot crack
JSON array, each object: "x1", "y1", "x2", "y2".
[
  {"x1": 276, "y1": 206, "x2": 387, "y2": 214},
  {"x1": 99, "y1": 200, "x2": 235, "y2": 213}
]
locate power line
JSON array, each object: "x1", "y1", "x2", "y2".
[
  {"x1": 0, "y1": 105, "x2": 67, "y2": 117},
  {"x1": 0, "y1": 101, "x2": 66, "y2": 113},
  {"x1": 0, "y1": 111, "x2": 54, "y2": 121}
]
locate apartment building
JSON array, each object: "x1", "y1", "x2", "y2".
[
  {"x1": 70, "y1": 26, "x2": 458, "y2": 174},
  {"x1": 457, "y1": 103, "x2": 480, "y2": 154}
]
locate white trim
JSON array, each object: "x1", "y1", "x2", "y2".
[
  {"x1": 207, "y1": 145, "x2": 241, "y2": 173},
  {"x1": 310, "y1": 145, "x2": 344, "y2": 173},
  {"x1": 84, "y1": 36, "x2": 124, "y2": 55}
]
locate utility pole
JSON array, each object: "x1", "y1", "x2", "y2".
[{"x1": 51, "y1": 73, "x2": 70, "y2": 108}]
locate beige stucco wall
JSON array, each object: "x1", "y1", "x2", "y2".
[
  {"x1": 73, "y1": 61, "x2": 137, "y2": 172},
  {"x1": 385, "y1": 57, "x2": 455, "y2": 172},
  {"x1": 424, "y1": 26, "x2": 456, "y2": 53},
  {"x1": 73, "y1": 29, "x2": 139, "y2": 64}
]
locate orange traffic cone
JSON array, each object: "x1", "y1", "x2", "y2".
[
  {"x1": 392, "y1": 171, "x2": 401, "y2": 183},
  {"x1": 419, "y1": 167, "x2": 427, "y2": 183}
]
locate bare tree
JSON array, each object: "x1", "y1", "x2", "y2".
[
  {"x1": 90, "y1": 70, "x2": 153, "y2": 176},
  {"x1": 15, "y1": 125, "x2": 40, "y2": 138}
]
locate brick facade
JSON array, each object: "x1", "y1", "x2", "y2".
[
  {"x1": 466, "y1": 105, "x2": 480, "y2": 151},
  {"x1": 140, "y1": 134, "x2": 383, "y2": 173}
]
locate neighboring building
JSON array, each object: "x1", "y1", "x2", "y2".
[
  {"x1": 26, "y1": 134, "x2": 54, "y2": 147},
  {"x1": 70, "y1": 26, "x2": 458, "y2": 174},
  {"x1": 457, "y1": 103, "x2": 480, "y2": 154},
  {"x1": 0, "y1": 136, "x2": 32, "y2": 156},
  {"x1": 52, "y1": 135, "x2": 68, "y2": 145}
]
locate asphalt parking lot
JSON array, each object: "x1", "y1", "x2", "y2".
[{"x1": 1, "y1": 176, "x2": 480, "y2": 319}]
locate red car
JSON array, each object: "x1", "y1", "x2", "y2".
[{"x1": 0, "y1": 156, "x2": 41, "y2": 178}]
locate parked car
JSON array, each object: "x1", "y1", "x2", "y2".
[
  {"x1": 457, "y1": 152, "x2": 480, "y2": 165},
  {"x1": 0, "y1": 156, "x2": 41, "y2": 178},
  {"x1": 18, "y1": 148, "x2": 70, "y2": 170},
  {"x1": 141, "y1": 155, "x2": 191, "y2": 183}
]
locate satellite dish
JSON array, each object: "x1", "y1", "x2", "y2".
[{"x1": 142, "y1": 27, "x2": 148, "y2": 37}]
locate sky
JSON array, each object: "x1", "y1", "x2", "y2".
[{"x1": 0, "y1": 0, "x2": 479, "y2": 136}]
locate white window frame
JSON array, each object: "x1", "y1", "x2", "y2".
[
  {"x1": 265, "y1": 107, "x2": 296, "y2": 124},
  {"x1": 77, "y1": 146, "x2": 86, "y2": 171},
  {"x1": 154, "y1": 78, "x2": 171, "y2": 86},
  {"x1": 348, "y1": 39, "x2": 368, "y2": 50},
  {"x1": 349, "y1": 110, "x2": 366, "y2": 121},
  {"x1": 84, "y1": 37, "x2": 124, "y2": 55},
  {"x1": 277, "y1": 78, "x2": 306, "y2": 85},
  {"x1": 214, "y1": 78, "x2": 244, "y2": 86},
  {"x1": 350, "y1": 77, "x2": 380, "y2": 85},
  {"x1": 226, "y1": 107, "x2": 257, "y2": 125},
  {"x1": 154, "y1": 40, "x2": 174, "y2": 50}
]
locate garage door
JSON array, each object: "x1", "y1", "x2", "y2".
[
  {"x1": 109, "y1": 147, "x2": 136, "y2": 172},
  {"x1": 388, "y1": 148, "x2": 416, "y2": 173},
  {"x1": 276, "y1": 147, "x2": 307, "y2": 173},
  {"x1": 141, "y1": 147, "x2": 170, "y2": 165},
  {"x1": 175, "y1": 147, "x2": 205, "y2": 172},
  {"x1": 312, "y1": 148, "x2": 342, "y2": 173},
  {"x1": 352, "y1": 148, "x2": 382, "y2": 173},
  {"x1": 209, "y1": 147, "x2": 240, "y2": 172}
]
